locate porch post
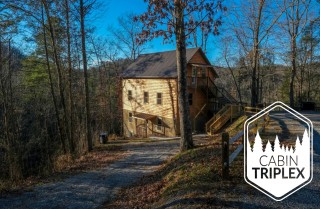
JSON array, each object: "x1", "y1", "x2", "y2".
[
  {"x1": 145, "y1": 119, "x2": 148, "y2": 138},
  {"x1": 206, "y1": 74, "x2": 209, "y2": 103},
  {"x1": 135, "y1": 118, "x2": 137, "y2": 135}
]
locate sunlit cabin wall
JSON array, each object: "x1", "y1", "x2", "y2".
[{"x1": 122, "y1": 78, "x2": 179, "y2": 137}]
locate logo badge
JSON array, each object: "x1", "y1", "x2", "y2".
[{"x1": 244, "y1": 101, "x2": 313, "y2": 201}]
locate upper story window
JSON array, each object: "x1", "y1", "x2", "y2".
[
  {"x1": 157, "y1": 93, "x2": 162, "y2": 105},
  {"x1": 188, "y1": 93, "x2": 193, "y2": 106},
  {"x1": 192, "y1": 66, "x2": 197, "y2": 77},
  {"x1": 192, "y1": 66, "x2": 197, "y2": 84},
  {"x1": 144, "y1": 91, "x2": 149, "y2": 104},
  {"x1": 129, "y1": 112, "x2": 133, "y2": 122},
  {"x1": 201, "y1": 67, "x2": 206, "y2": 77},
  {"x1": 128, "y1": 90, "x2": 132, "y2": 100}
]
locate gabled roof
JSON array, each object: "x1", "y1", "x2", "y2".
[{"x1": 122, "y1": 47, "x2": 210, "y2": 78}]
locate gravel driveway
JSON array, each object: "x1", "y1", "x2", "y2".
[{"x1": 0, "y1": 140, "x2": 179, "y2": 209}]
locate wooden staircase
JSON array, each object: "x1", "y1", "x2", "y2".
[
  {"x1": 206, "y1": 104, "x2": 242, "y2": 135},
  {"x1": 201, "y1": 77, "x2": 238, "y2": 113},
  {"x1": 187, "y1": 75, "x2": 240, "y2": 134}
]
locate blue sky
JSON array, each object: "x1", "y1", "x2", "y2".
[
  {"x1": 92, "y1": 0, "x2": 220, "y2": 61},
  {"x1": 93, "y1": 0, "x2": 146, "y2": 36},
  {"x1": 93, "y1": 0, "x2": 177, "y2": 53}
]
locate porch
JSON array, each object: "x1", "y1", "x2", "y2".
[{"x1": 132, "y1": 112, "x2": 172, "y2": 138}]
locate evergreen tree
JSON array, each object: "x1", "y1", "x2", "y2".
[{"x1": 253, "y1": 131, "x2": 263, "y2": 152}]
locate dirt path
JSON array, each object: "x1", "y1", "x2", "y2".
[{"x1": 0, "y1": 140, "x2": 179, "y2": 209}]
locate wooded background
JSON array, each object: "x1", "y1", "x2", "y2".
[{"x1": 0, "y1": 0, "x2": 319, "y2": 181}]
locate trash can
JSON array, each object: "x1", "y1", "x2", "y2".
[
  {"x1": 301, "y1": 102, "x2": 315, "y2": 111},
  {"x1": 99, "y1": 132, "x2": 108, "y2": 144}
]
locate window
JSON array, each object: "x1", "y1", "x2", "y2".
[
  {"x1": 129, "y1": 112, "x2": 133, "y2": 122},
  {"x1": 128, "y1": 90, "x2": 132, "y2": 100},
  {"x1": 157, "y1": 93, "x2": 162, "y2": 105},
  {"x1": 192, "y1": 66, "x2": 197, "y2": 84},
  {"x1": 192, "y1": 66, "x2": 197, "y2": 76},
  {"x1": 144, "y1": 92, "x2": 149, "y2": 104},
  {"x1": 188, "y1": 93, "x2": 193, "y2": 106},
  {"x1": 191, "y1": 77, "x2": 196, "y2": 85},
  {"x1": 157, "y1": 117, "x2": 162, "y2": 131},
  {"x1": 202, "y1": 67, "x2": 206, "y2": 77}
]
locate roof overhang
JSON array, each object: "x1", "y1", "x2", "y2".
[
  {"x1": 121, "y1": 76, "x2": 177, "y2": 79},
  {"x1": 133, "y1": 112, "x2": 157, "y2": 120},
  {"x1": 132, "y1": 113, "x2": 170, "y2": 128}
]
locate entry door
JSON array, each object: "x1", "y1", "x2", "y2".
[{"x1": 136, "y1": 124, "x2": 147, "y2": 138}]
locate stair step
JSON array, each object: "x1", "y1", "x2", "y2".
[{"x1": 206, "y1": 104, "x2": 242, "y2": 135}]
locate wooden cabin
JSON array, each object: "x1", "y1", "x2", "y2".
[{"x1": 122, "y1": 48, "x2": 236, "y2": 138}]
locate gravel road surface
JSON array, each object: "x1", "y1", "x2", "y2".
[{"x1": 0, "y1": 140, "x2": 179, "y2": 209}]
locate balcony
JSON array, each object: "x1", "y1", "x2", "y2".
[
  {"x1": 187, "y1": 76, "x2": 207, "y2": 88},
  {"x1": 187, "y1": 76, "x2": 237, "y2": 104}
]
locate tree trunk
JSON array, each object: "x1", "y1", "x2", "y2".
[
  {"x1": 174, "y1": 0, "x2": 193, "y2": 151},
  {"x1": 80, "y1": 0, "x2": 93, "y2": 152},
  {"x1": 251, "y1": 0, "x2": 264, "y2": 107},
  {"x1": 107, "y1": 63, "x2": 112, "y2": 133},
  {"x1": 0, "y1": 35, "x2": 22, "y2": 180},
  {"x1": 65, "y1": 0, "x2": 75, "y2": 154},
  {"x1": 42, "y1": 0, "x2": 70, "y2": 153},
  {"x1": 41, "y1": 5, "x2": 65, "y2": 153},
  {"x1": 290, "y1": 36, "x2": 297, "y2": 107}
]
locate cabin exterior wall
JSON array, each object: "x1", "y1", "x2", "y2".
[{"x1": 122, "y1": 78, "x2": 179, "y2": 137}]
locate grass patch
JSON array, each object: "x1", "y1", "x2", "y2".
[
  {"x1": 225, "y1": 115, "x2": 248, "y2": 137},
  {"x1": 160, "y1": 147, "x2": 221, "y2": 198}
]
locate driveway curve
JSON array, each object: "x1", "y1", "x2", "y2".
[{"x1": 0, "y1": 140, "x2": 179, "y2": 209}]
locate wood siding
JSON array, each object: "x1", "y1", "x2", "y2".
[
  {"x1": 122, "y1": 78, "x2": 178, "y2": 137},
  {"x1": 122, "y1": 49, "x2": 217, "y2": 136},
  {"x1": 188, "y1": 51, "x2": 212, "y2": 131},
  {"x1": 187, "y1": 50, "x2": 215, "y2": 79},
  {"x1": 189, "y1": 50, "x2": 208, "y2": 64}
]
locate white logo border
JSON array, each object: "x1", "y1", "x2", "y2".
[{"x1": 244, "y1": 101, "x2": 313, "y2": 201}]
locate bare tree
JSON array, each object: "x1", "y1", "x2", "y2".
[
  {"x1": 230, "y1": 0, "x2": 285, "y2": 106},
  {"x1": 42, "y1": 0, "x2": 72, "y2": 153},
  {"x1": 64, "y1": 0, "x2": 75, "y2": 154},
  {"x1": 189, "y1": 10, "x2": 212, "y2": 53},
  {"x1": 79, "y1": 0, "x2": 93, "y2": 151},
  {"x1": 219, "y1": 36, "x2": 243, "y2": 104},
  {"x1": 108, "y1": 13, "x2": 146, "y2": 61},
  {"x1": 40, "y1": 4, "x2": 66, "y2": 153},
  {"x1": 278, "y1": 0, "x2": 311, "y2": 107},
  {"x1": 0, "y1": 3, "x2": 23, "y2": 180}
]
